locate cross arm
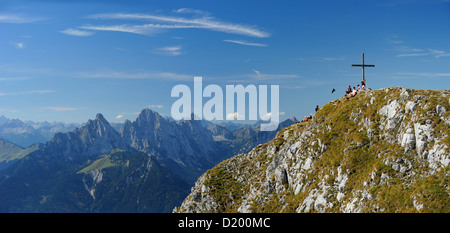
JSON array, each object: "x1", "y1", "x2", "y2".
[{"x1": 351, "y1": 64, "x2": 375, "y2": 67}]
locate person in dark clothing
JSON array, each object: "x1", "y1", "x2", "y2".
[
  {"x1": 315, "y1": 105, "x2": 319, "y2": 112},
  {"x1": 345, "y1": 85, "x2": 351, "y2": 94}
]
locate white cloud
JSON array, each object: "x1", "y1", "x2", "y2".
[
  {"x1": 0, "y1": 14, "x2": 43, "y2": 23},
  {"x1": 154, "y1": 46, "x2": 184, "y2": 56},
  {"x1": 249, "y1": 70, "x2": 297, "y2": 80},
  {"x1": 174, "y1": 8, "x2": 210, "y2": 17},
  {"x1": 226, "y1": 112, "x2": 244, "y2": 120},
  {"x1": 84, "y1": 11, "x2": 270, "y2": 38},
  {"x1": 295, "y1": 56, "x2": 345, "y2": 63},
  {"x1": 16, "y1": 42, "x2": 24, "y2": 49},
  {"x1": 386, "y1": 35, "x2": 404, "y2": 44},
  {"x1": 260, "y1": 112, "x2": 272, "y2": 121},
  {"x1": 260, "y1": 112, "x2": 284, "y2": 120},
  {"x1": 252, "y1": 69, "x2": 262, "y2": 77},
  {"x1": 394, "y1": 46, "x2": 450, "y2": 58},
  {"x1": 149, "y1": 105, "x2": 164, "y2": 109},
  {"x1": 60, "y1": 28, "x2": 94, "y2": 37},
  {"x1": 223, "y1": 39, "x2": 267, "y2": 47},
  {"x1": 43, "y1": 107, "x2": 85, "y2": 111},
  {"x1": 80, "y1": 24, "x2": 161, "y2": 35},
  {"x1": 323, "y1": 57, "x2": 345, "y2": 61},
  {"x1": 115, "y1": 111, "x2": 140, "y2": 119},
  {"x1": 8, "y1": 41, "x2": 25, "y2": 49}
]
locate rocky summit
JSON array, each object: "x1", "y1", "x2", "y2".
[{"x1": 176, "y1": 87, "x2": 450, "y2": 213}]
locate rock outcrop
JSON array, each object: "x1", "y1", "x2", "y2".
[{"x1": 176, "y1": 87, "x2": 450, "y2": 213}]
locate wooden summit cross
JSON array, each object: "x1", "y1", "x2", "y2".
[{"x1": 351, "y1": 52, "x2": 375, "y2": 83}]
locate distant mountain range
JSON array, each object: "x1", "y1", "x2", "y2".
[
  {"x1": 0, "y1": 115, "x2": 82, "y2": 148},
  {"x1": 0, "y1": 109, "x2": 297, "y2": 212}
]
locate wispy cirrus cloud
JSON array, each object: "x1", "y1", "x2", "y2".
[
  {"x1": 78, "y1": 10, "x2": 270, "y2": 38},
  {"x1": 0, "y1": 13, "x2": 43, "y2": 23},
  {"x1": 79, "y1": 24, "x2": 158, "y2": 35},
  {"x1": 223, "y1": 39, "x2": 267, "y2": 47},
  {"x1": 322, "y1": 57, "x2": 345, "y2": 61},
  {"x1": 154, "y1": 46, "x2": 184, "y2": 56},
  {"x1": 174, "y1": 8, "x2": 210, "y2": 17},
  {"x1": 250, "y1": 69, "x2": 298, "y2": 80},
  {"x1": 296, "y1": 56, "x2": 345, "y2": 62},
  {"x1": 60, "y1": 28, "x2": 94, "y2": 37},
  {"x1": 149, "y1": 104, "x2": 164, "y2": 109},
  {"x1": 394, "y1": 46, "x2": 450, "y2": 58}
]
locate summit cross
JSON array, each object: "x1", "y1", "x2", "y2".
[{"x1": 351, "y1": 52, "x2": 375, "y2": 83}]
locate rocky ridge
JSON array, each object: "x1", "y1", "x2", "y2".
[
  {"x1": 44, "y1": 113, "x2": 129, "y2": 161},
  {"x1": 0, "y1": 107, "x2": 298, "y2": 212},
  {"x1": 176, "y1": 87, "x2": 450, "y2": 213}
]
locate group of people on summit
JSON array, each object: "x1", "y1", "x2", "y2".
[
  {"x1": 345, "y1": 80, "x2": 367, "y2": 99},
  {"x1": 301, "y1": 80, "x2": 369, "y2": 123}
]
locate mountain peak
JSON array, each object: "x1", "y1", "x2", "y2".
[
  {"x1": 140, "y1": 108, "x2": 157, "y2": 115},
  {"x1": 95, "y1": 113, "x2": 107, "y2": 122},
  {"x1": 137, "y1": 108, "x2": 162, "y2": 122},
  {"x1": 85, "y1": 113, "x2": 111, "y2": 130},
  {"x1": 289, "y1": 117, "x2": 299, "y2": 122}
]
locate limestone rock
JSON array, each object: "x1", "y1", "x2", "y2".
[
  {"x1": 401, "y1": 133, "x2": 416, "y2": 151},
  {"x1": 436, "y1": 105, "x2": 446, "y2": 116},
  {"x1": 176, "y1": 87, "x2": 450, "y2": 213}
]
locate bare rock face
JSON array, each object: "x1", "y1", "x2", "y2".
[
  {"x1": 436, "y1": 105, "x2": 446, "y2": 116},
  {"x1": 45, "y1": 113, "x2": 129, "y2": 160},
  {"x1": 176, "y1": 87, "x2": 450, "y2": 213}
]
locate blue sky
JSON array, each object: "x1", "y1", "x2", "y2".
[{"x1": 1, "y1": 0, "x2": 449, "y2": 124}]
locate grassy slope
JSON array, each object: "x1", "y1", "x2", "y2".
[{"x1": 184, "y1": 87, "x2": 449, "y2": 213}]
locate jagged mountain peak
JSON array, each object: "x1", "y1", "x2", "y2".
[
  {"x1": 134, "y1": 108, "x2": 168, "y2": 129},
  {"x1": 44, "y1": 113, "x2": 127, "y2": 159},
  {"x1": 95, "y1": 113, "x2": 107, "y2": 122},
  {"x1": 176, "y1": 87, "x2": 450, "y2": 213},
  {"x1": 84, "y1": 113, "x2": 116, "y2": 137},
  {"x1": 138, "y1": 108, "x2": 161, "y2": 120},
  {"x1": 86, "y1": 113, "x2": 109, "y2": 126}
]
